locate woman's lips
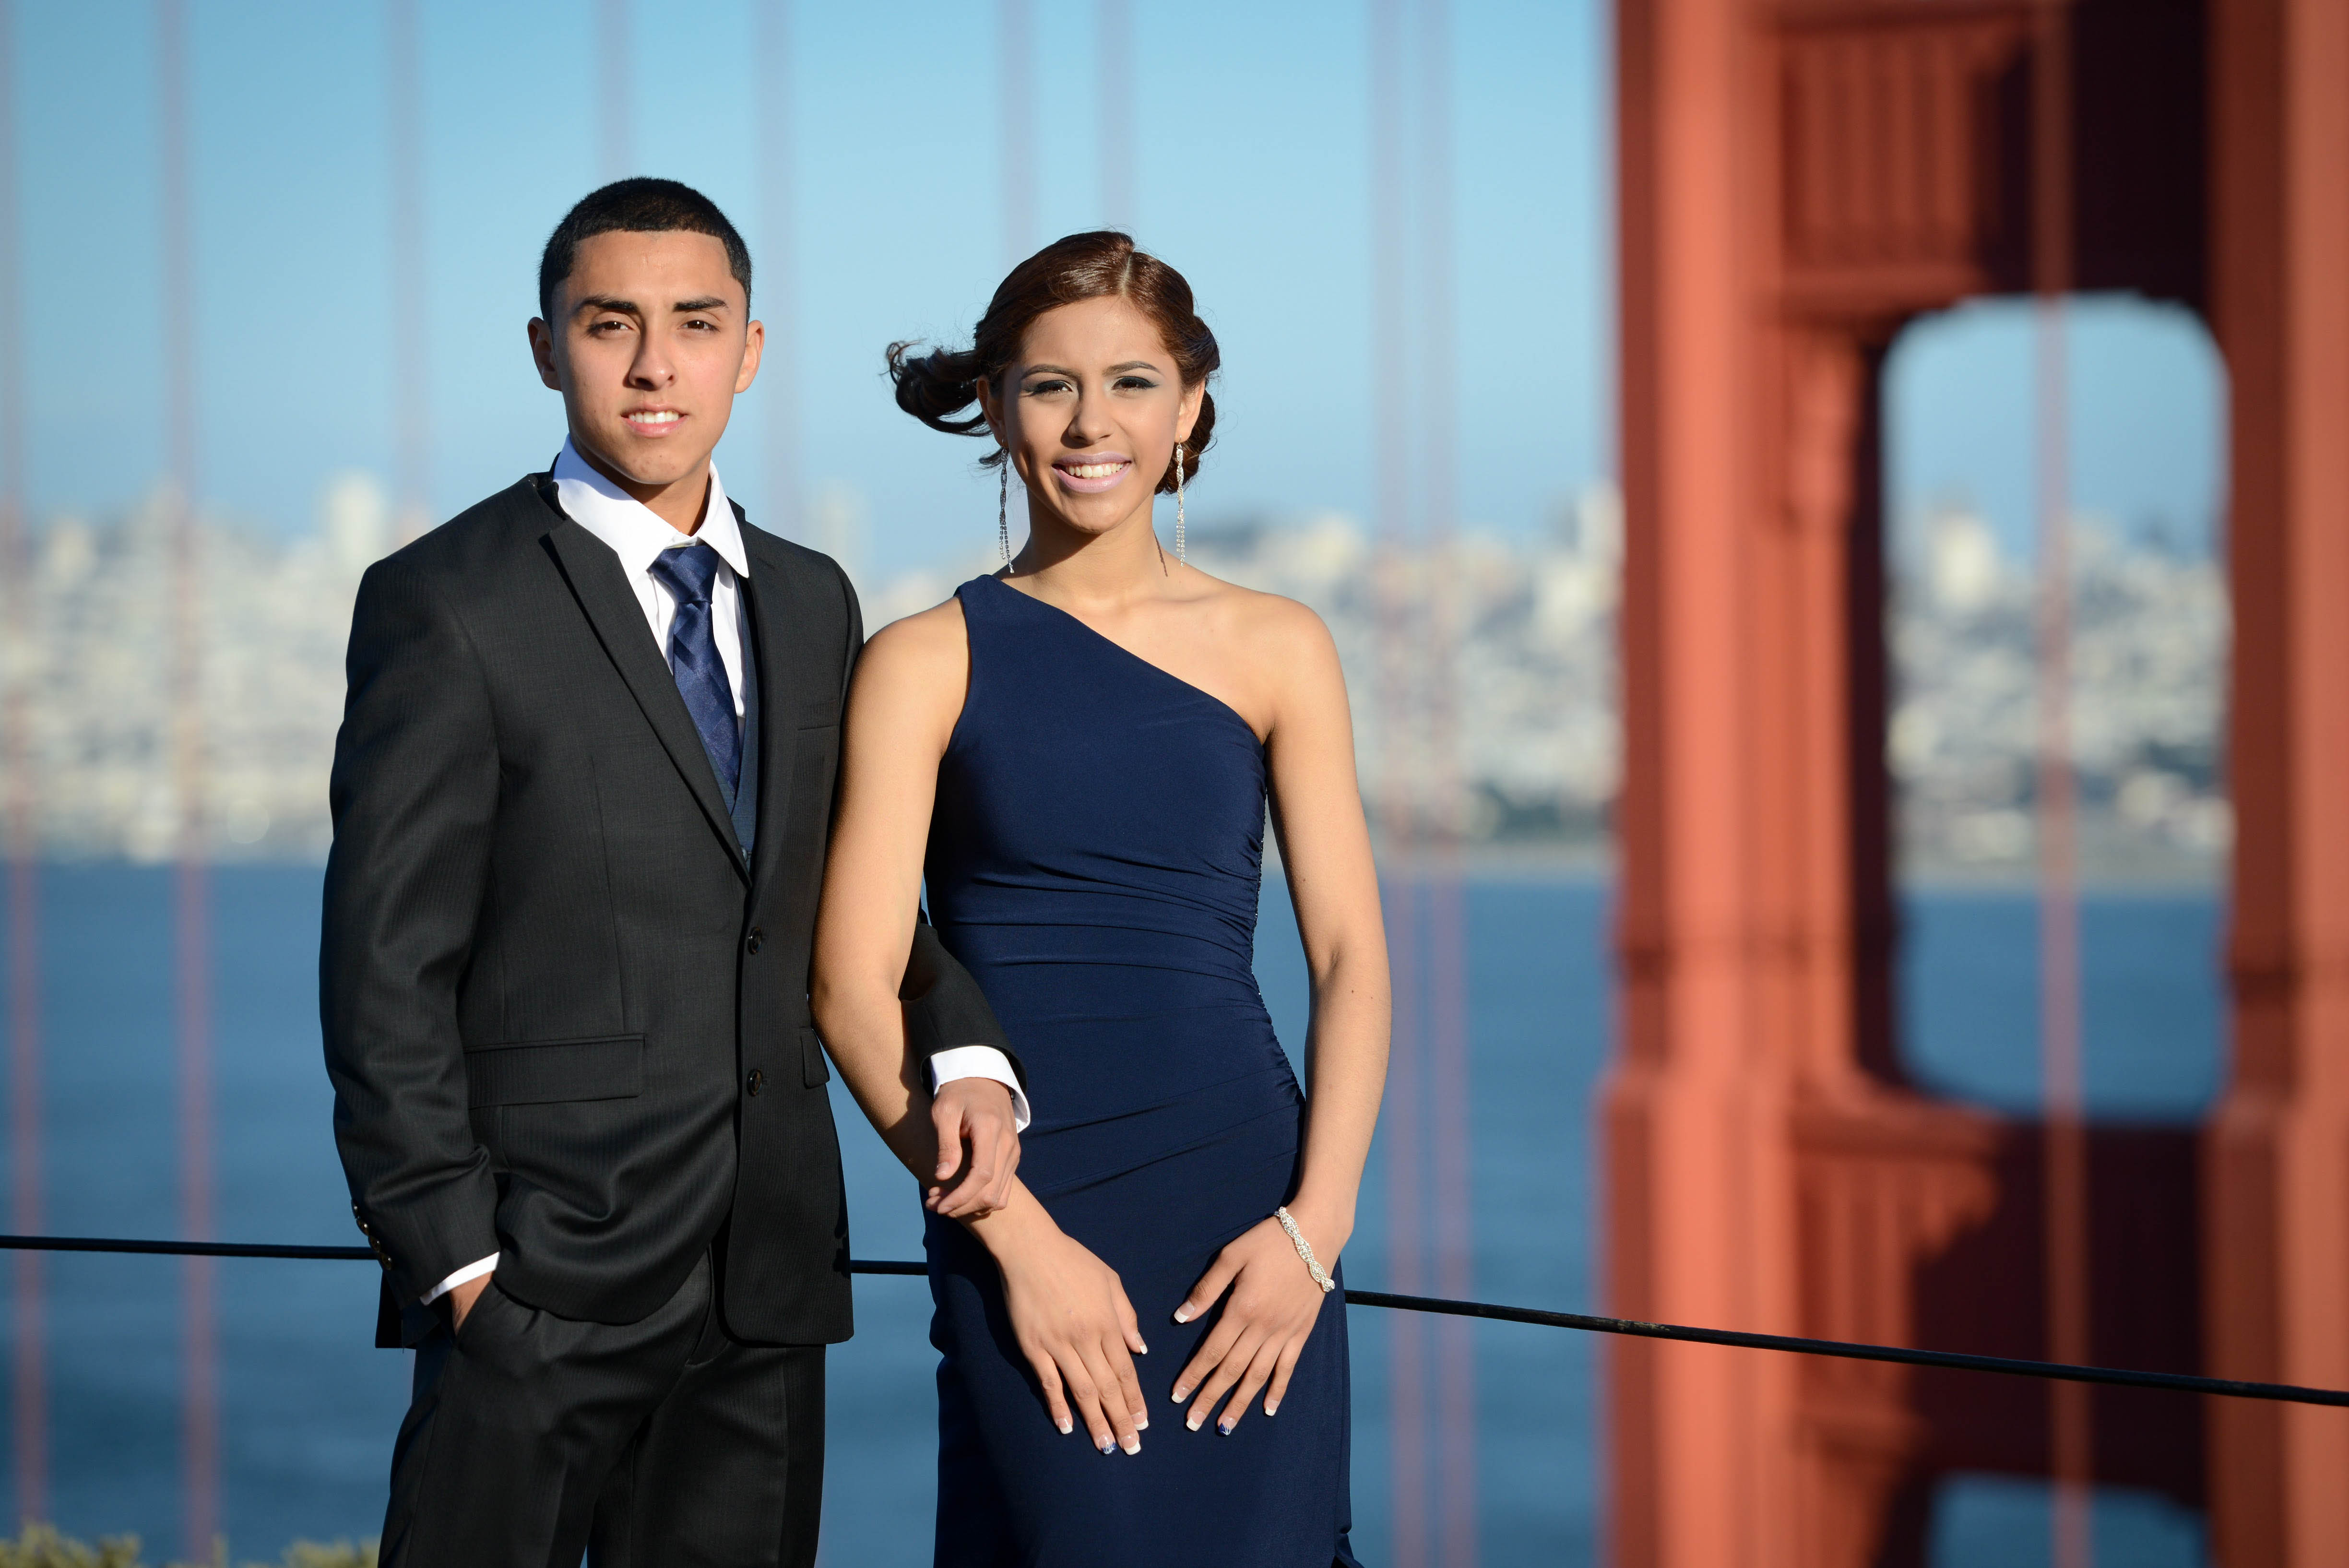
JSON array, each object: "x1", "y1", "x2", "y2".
[
  {"x1": 1052, "y1": 456, "x2": 1133, "y2": 494},
  {"x1": 623, "y1": 409, "x2": 684, "y2": 437}
]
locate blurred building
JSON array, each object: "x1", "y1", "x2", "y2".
[
  {"x1": 10, "y1": 475, "x2": 385, "y2": 861},
  {"x1": 1891, "y1": 504, "x2": 2230, "y2": 879}
]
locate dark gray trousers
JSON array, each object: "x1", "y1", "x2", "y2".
[{"x1": 379, "y1": 1254, "x2": 825, "y2": 1568}]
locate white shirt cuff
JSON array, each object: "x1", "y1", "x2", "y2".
[
  {"x1": 927, "y1": 1046, "x2": 1032, "y2": 1131},
  {"x1": 423, "y1": 1253, "x2": 498, "y2": 1305}
]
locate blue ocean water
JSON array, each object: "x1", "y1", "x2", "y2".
[{"x1": 0, "y1": 867, "x2": 2220, "y2": 1563}]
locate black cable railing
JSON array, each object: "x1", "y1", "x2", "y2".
[{"x1": 1, "y1": 1231, "x2": 2339, "y2": 1410}]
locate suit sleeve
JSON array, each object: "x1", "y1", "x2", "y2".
[
  {"x1": 320, "y1": 558, "x2": 503, "y2": 1305},
  {"x1": 830, "y1": 562, "x2": 1022, "y2": 1085}
]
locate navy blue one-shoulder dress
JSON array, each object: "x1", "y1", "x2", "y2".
[{"x1": 922, "y1": 575, "x2": 1360, "y2": 1568}]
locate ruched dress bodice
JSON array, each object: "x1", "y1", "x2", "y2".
[{"x1": 921, "y1": 575, "x2": 1357, "y2": 1568}]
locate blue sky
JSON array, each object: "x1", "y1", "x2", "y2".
[
  {"x1": 11, "y1": 1, "x2": 2221, "y2": 577},
  {"x1": 12, "y1": 0, "x2": 1609, "y2": 579}
]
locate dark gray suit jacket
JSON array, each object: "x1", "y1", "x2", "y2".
[{"x1": 321, "y1": 475, "x2": 1008, "y2": 1346}]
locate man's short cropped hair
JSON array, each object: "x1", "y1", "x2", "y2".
[{"x1": 537, "y1": 178, "x2": 754, "y2": 320}]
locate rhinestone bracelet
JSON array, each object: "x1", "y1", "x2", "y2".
[{"x1": 1274, "y1": 1206, "x2": 1335, "y2": 1295}]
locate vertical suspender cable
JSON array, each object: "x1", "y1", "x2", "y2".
[
  {"x1": 999, "y1": 0, "x2": 1035, "y2": 266},
  {"x1": 758, "y1": 0, "x2": 799, "y2": 543},
  {"x1": 1414, "y1": 2, "x2": 1478, "y2": 1561},
  {"x1": 157, "y1": 1, "x2": 218, "y2": 1556},
  {"x1": 0, "y1": 0, "x2": 44, "y2": 1530},
  {"x1": 1095, "y1": 0, "x2": 1134, "y2": 233},
  {"x1": 597, "y1": 0, "x2": 630, "y2": 182},
  {"x1": 1367, "y1": 3, "x2": 1430, "y2": 1564},
  {"x1": 387, "y1": 0, "x2": 428, "y2": 543},
  {"x1": 2031, "y1": 5, "x2": 2091, "y2": 1567}
]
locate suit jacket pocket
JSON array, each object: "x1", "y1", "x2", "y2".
[{"x1": 465, "y1": 1034, "x2": 646, "y2": 1107}]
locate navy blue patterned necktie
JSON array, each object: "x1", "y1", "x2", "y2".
[{"x1": 647, "y1": 543, "x2": 741, "y2": 802}]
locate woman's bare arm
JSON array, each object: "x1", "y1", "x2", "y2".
[
  {"x1": 810, "y1": 596, "x2": 1151, "y2": 1456},
  {"x1": 1173, "y1": 596, "x2": 1391, "y2": 1433},
  {"x1": 810, "y1": 602, "x2": 980, "y2": 1197}
]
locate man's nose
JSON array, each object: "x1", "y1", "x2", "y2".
[{"x1": 628, "y1": 334, "x2": 675, "y2": 387}]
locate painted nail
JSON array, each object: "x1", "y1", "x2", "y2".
[
  {"x1": 1135, "y1": 1414, "x2": 1150, "y2": 1430},
  {"x1": 1057, "y1": 1417, "x2": 1072, "y2": 1435},
  {"x1": 1219, "y1": 1419, "x2": 1234, "y2": 1435},
  {"x1": 1265, "y1": 1402, "x2": 1279, "y2": 1417},
  {"x1": 1099, "y1": 1438, "x2": 1115, "y2": 1455},
  {"x1": 1120, "y1": 1435, "x2": 1140, "y2": 1455},
  {"x1": 1172, "y1": 1307, "x2": 1191, "y2": 1324},
  {"x1": 1171, "y1": 1387, "x2": 1189, "y2": 1403},
  {"x1": 1136, "y1": 1341, "x2": 1149, "y2": 1355},
  {"x1": 1186, "y1": 1412, "x2": 1203, "y2": 1431}
]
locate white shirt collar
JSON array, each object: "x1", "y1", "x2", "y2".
[{"x1": 550, "y1": 437, "x2": 751, "y2": 580}]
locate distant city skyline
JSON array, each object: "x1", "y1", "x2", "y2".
[{"x1": 11, "y1": 474, "x2": 2223, "y2": 883}]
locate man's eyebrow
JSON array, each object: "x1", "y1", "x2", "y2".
[
  {"x1": 673, "y1": 296, "x2": 731, "y2": 313},
  {"x1": 571, "y1": 294, "x2": 640, "y2": 317}
]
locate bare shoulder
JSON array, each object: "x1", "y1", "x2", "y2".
[
  {"x1": 1183, "y1": 570, "x2": 1340, "y2": 678},
  {"x1": 848, "y1": 594, "x2": 971, "y2": 748},
  {"x1": 858, "y1": 594, "x2": 969, "y2": 679}
]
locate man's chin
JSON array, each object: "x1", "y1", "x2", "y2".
[{"x1": 577, "y1": 436, "x2": 706, "y2": 496}]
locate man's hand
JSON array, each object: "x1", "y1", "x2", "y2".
[
  {"x1": 446, "y1": 1272, "x2": 492, "y2": 1333},
  {"x1": 926, "y1": 1078, "x2": 1020, "y2": 1219}
]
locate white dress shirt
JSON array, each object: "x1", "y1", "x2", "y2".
[{"x1": 422, "y1": 441, "x2": 1026, "y2": 1305}]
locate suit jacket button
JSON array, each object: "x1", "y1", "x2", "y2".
[
  {"x1": 747, "y1": 927, "x2": 765, "y2": 955},
  {"x1": 747, "y1": 1069, "x2": 765, "y2": 1096}
]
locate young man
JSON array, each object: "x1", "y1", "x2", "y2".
[{"x1": 321, "y1": 178, "x2": 1025, "y2": 1566}]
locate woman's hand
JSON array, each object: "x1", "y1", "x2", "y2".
[
  {"x1": 1171, "y1": 1209, "x2": 1344, "y2": 1434},
  {"x1": 982, "y1": 1199, "x2": 1152, "y2": 1455}
]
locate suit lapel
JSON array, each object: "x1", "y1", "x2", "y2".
[
  {"x1": 538, "y1": 485, "x2": 749, "y2": 880},
  {"x1": 741, "y1": 524, "x2": 814, "y2": 896}
]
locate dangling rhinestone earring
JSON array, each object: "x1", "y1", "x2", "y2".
[
  {"x1": 1174, "y1": 443, "x2": 1187, "y2": 565},
  {"x1": 998, "y1": 453, "x2": 1012, "y2": 570}
]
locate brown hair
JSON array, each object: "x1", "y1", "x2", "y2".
[{"x1": 887, "y1": 231, "x2": 1219, "y2": 494}]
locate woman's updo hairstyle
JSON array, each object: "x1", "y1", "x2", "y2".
[{"x1": 887, "y1": 231, "x2": 1219, "y2": 495}]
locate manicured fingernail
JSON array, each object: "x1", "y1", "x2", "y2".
[
  {"x1": 1057, "y1": 1417, "x2": 1072, "y2": 1435},
  {"x1": 1171, "y1": 1386, "x2": 1189, "y2": 1403},
  {"x1": 1099, "y1": 1438, "x2": 1115, "y2": 1455},
  {"x1": 1265, "y1": 1402, "x2": 1279, "y2": 1416},
  {"x1": 1186, "y1": 1414, "x2": 1203, "y2": 1431},
  {"x1": 1120, "y1": 1435, "x2": 1140, "y2": 1455},
  {"x1": 1136, "y1": 1341, "x2": 1149, "y2": 1355},
  {"x1": 1172, "y1": 1308, "x2": 1190, "y2": 1324},
  {"x1": 1135, "y1": 1414, "x2": 1150, "y2": 1430},
  {"x1": 1219, "y1": 1419, "x2": 1234, "y2": 1436}
]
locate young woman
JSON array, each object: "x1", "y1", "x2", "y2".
[{"x1": 811, "y1": 231, "x2": 1388, "y2": 1567}]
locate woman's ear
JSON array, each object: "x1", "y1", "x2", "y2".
[
  {"x1": 1174, "y1": 379, "x2": 1205, "y2": 445},
  {"x1": 975, "y1": 374, "x2": 1005, "y2": 446}
]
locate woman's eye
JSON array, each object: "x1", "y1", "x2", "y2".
[
  {"x1": 1025, "y1": 379, "x2": 1073, "y2": 396},
  {"x1": 1114, "y1": 376, "x2": 1159, "y2": 391}
]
